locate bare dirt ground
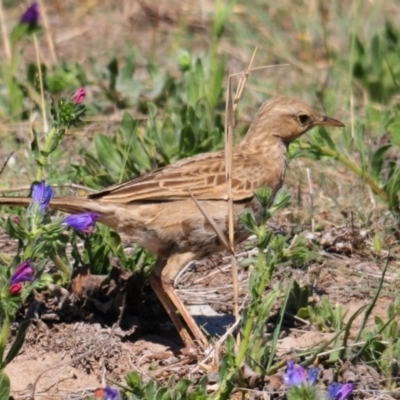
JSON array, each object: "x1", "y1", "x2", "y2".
[{"x1": 3, "y1": 219, "x2": 398, "y2": 399}]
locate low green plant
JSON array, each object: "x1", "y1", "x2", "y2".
[
  {"x1": 0, "y1": 180, "x2": 102, "y2": 398},
  {"x1": 351, "y1": 22, "x2": 400, "y2": 104},
  {"x1": 294, "y1": 24, "x2": 400, "y2": 215},
  {"x1": 344, "y1": 260, "x2": 400, "y2": 387},
  {"x1": 296, "y1": 119, "x2": 400, "y2": 214},
  {"x1": 75, "y1": 51, "x2": 227, "y2": 190},
  {"x1": 308, "y1": 298, "x2": 347, "y2": 333},
  {"x1": 215, "y1": 188, "x2": 311, "y2": 399},
  {"x1": 0, "y1": 87, "x2": 123, "y2": 398},
  {"x1": 123, "y1": 371, "x2": 208, "y2": 400}
]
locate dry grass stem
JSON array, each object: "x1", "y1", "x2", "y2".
[
  {"x1": 306, "y1": 167, "x2": 315, "y2": 233},
  {"x1": 0, "y1": 152, "x2": 14, "y2": 177},
  {"x1": 224, "y1": 48, "x2": 259, "y2": 332},
  {"x1": 38, "y1": 0, "x2": 58, "y2": 64},
  {"x1": 0, "y1": 0, "x2": 11, "y2": 61}
]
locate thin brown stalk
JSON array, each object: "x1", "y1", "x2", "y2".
[
  {"x1": 0, "y1": 0, "x2": 11, "y2": 61},
  {"x1": 232, "y1": 46, "x2": 258, "y2": 111},
  {"x1": 228, "y1": 63, "x2": 289, "y2": 78},
  {"x1": 37, "y1": 0, "x2": 58, "y2": 64},
  {"x1": 306, "y1": 167, "x2": 315, "y2": 233},
  {"x1": 188, "y1": 189, "x2": 230, "y2": 251},
  {"x1": 225, "y1": 77, "x2": 239, "y2": 329},
  {"x1": 0, "y1": 152, "x2": 14, "y2": 177},
  {"x1": 225, "y1": 47, "x2": 258, "y2": 336},
  {"x1": 225, "y1": 79, "x2": 235, "y2": 252}
]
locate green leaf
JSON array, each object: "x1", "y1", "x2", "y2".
[
  {"x1": 389, "y1": 121, "x2": 400, "y2": 147},
  {"x1": 179, "y1": 123, "x2": 196, "y2": 155},
  {"x1": 383, "y1": 53, "x2": 400, "y2": 91},
  {"x1": 0, "y1": 371, "x2": 10, "y2": 400},
  {"x1": 174, "y1": 379, "x2": 191, "y2": 399},
  {"x1": 2, "y1": 320, "x2": 31, "y2": 368},
  {"x1": 354, "y1": 35, "x2": 366, "y2": 58},
  {"x1": 119, "y1": 111, "x2": 151, "y2": 172},
  {"x1": 386, "y1": 167, "x2": 400, "y2": 211},
  {"x1": 208, "y1": 55, "x2": 225, "y2": 109},
  {"x1": 371, "y1": 144, "x2": 392, "y2": 183},
  {"x1": 120, "y1": 53, "x2": 136, "y2": 81},
  {"x1": 125, "y1": 371, "x2": 141, "y2": 389},
  {"x1": 353, "y1": 125, "x2": 367, "y2": 171},
  {"x1": 31, "y1": 127, "x2": 39, "y2": 154},
  {"x1": 40, "y1": 130, "x2": 64, "y2": 157},
  {"x1": 155, "y1": 387, "x2": 168, "y2": 400},
  {"x1": 191, "y1": 376, "x2": 208, "y2": 398},
  {"x1": 267, "y1": 284, "x2": 291, "y2": 371},
  {"x1": 297, "y1": 307, "x2": 310, "y2": 319},
  {"x1": 107, "y1": 58, "x2": 119, "y2": 90},
  {"x1": 371, "y1": 35, "x2": 380, "y2": 61},
  {"x1": 146, "y1": 103, "x2": 170, "y2": 165},
  {"x1": 95, "y1": 134, "x2": 122, "y2": 175},
  {"x1": 318, "y1": 127, "x2": 336, "y2": 150}
]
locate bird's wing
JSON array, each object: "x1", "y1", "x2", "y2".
[{"x1": 89, "y1": 151, "x2": 266, "y2": 204}]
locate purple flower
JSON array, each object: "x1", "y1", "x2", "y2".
[
  {"x1": 63, "y1": 213, "x2": 99, "y2": 233},
  {"x1": 94, "y1": 387, "x2": 120, "y2": 400},
  {"x1": 284, "y1": 361, "x2": 318, "y2": 387},
  {"x1": 10, "y1": 260, "x2": 34, "y2": 285},
  {"x1": 328, "y1": 383, "x2": 353, "y2": 400},
  {"x1": 284, "y1": 361, "x2": 307, "y2": 386},
  {"x1": 307, "y1": 367, "x2": 319, "y2": 385},
  {"x1": 73, "y1": 88, "x2": 86, "y2": 104},
  {"x1": 32, "y1": 180, "x2": 53, "y2": 212},
  {"x1": 20, "y1": 2, "x2": 39, "y2": 28}
]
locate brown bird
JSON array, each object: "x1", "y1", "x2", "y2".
[{"x1": 0, "y1": 97, "x2": 344, "y2": 347}]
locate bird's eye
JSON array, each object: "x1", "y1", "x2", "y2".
[{"x1": 297, "y1": 114, "x2": 311, "y2": 126}]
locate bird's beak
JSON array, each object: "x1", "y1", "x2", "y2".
[{"x1": 316, "y1": 115, "x2": 345, "y2": 128}]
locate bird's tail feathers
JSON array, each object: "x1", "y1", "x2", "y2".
[{"x1": 0, "y1": 196, "x2": 104, "y2": 216}]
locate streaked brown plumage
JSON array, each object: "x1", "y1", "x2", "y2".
[{"x1": 0, "y1": 97, "x2": 344, "y2": 347}]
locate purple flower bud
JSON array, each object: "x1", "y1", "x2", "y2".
[
  {"x1": 307, "y1": 367, "x2": 319, "y2": 385},
  {"x1": 32, "y1": 180, "x2": 53, "y2": 212},
  {"x1": 94, "y1": 387, "x2": 120, "y2": 400},
  {"x1": 328, "y1": 383, "x2": 354, "y2": 400},
  {"x1": 73, "y1": 88, "x2": 86, "y2": 104},
  {"x1": 11, "y1": 215, "x2": 21, "y2": 224},
  {"x1": 10, "y1": 260, "x2": 34, "y2": 285},
  {"x1": 337, "y1": 383, "x2": 354, "y2": 400},
  {"x1": 63, "y1": 213, "x2": 99, "y2": 233},
  {"x1": 284, "y1": 361, "x2": 307, "y2": 387},
  {"x1": 284, "y1": 361, "x2": 318, "y2": 387},
  {"x1": 20, "y1": 2, "x2": 39, "y2": 28}
]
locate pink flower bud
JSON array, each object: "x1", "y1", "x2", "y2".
[
  {"x1": 73, "y1": 88, "x2": 86, "y2": 104},
  {"x1": 10, "y1": 283, "x2": 22, "y2": 295}
]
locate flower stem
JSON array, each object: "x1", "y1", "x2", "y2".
[
  {"x1": 35, "y1": 125, "x2": 56, "y2": 182},
  {"x1": 52, "y1": 254, "x2": 71, "y2": 279},
  {"x1": 301, "y1": 144, "x2": 388, "y2": 203},
  {"x1": 0, "y1": 314, "x2": 11, "y2": 365}
]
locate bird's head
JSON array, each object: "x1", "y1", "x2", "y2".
[{"x1": 240, "y1": 96, "x2": 344, "y2": 149}]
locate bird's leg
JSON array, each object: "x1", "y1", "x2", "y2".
[
  {"x1": 149, "y1": 256, "x2": 195, "y2": 347},
  {"x1": 161, "y1": 252, "x2": 209, "y2": 348},
  {"x1": 150, "y1": 253, "x2": 209, "y2": 348}
]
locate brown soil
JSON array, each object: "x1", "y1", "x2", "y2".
[{"x1": 3, "y1": 220, "x2": 398, "y2": 399}]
